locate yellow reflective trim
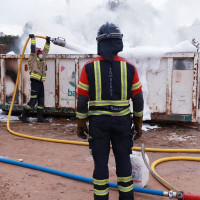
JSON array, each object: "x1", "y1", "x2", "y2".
[
  {"x1": 37, "y1": 106, "x2": 43, "y2": 109},
  {"x1": 94, "y1": 61, "x2": 98, "y2": 99},
  {"x1": 98, "y1": 61, "x2": 102, "y2": 100},
  {"x1": 30, "y1": 73, "x2": 41, "y2": 78},
  {"x1": 133, "y1": 110, "x2": 143, "y2": 117},
  {"x1": 132, "y1": 81, "x2": 141, "y2": 91},
  {"x1": 89, "y1": 100, "x2": 129, "y2": 107},
  {"x1": 31, "y1": 39, "x2": 36, "y2": 44},
  {"x1": 121, "y1": 61, "x2": 127, "y2": 100},
  {"x1": 45, "y1": 44, "x2": 50, "y2": 49},
  {"x1": 30, "y1": 73, "x2": 46, "y2": 81},
  {"x1": 124, "y1": 62, "x2": 127, "y2": 100},
  {"x1": 76, "y1": 112, "x2": 88, "y2": 119},
  {"x1": 93, "y1": 178, "x2": 109, "y2": 186},
  {"x1": 25, "y1": 105, "x2": 32, "y2": 110},
  {"x1": 94, "y1": 188, "x2": 109, "y2": 196},
  {"x1": 121, "y1": 62, "x2": 123, "y2": 99},
  {"x1": 89, "y1": 107, "x2": 131, "y2": 117},
  {"x1": 89, "y1": 149, "x2": 92, "y2": 155},
  {"x1": 94, "y1": 61, "x2": 101, "y2": 100},
  {"x1": 118, "y1": 184, "x2": 134, "y2": 193},
  {"x1": 117, "y1": 175, "x2": 132, "y2": 183},
  {"x1": 78, "y1": 81, "x2": 89, "y2": 91},
  {"x1": 31, "y1": 95, "x2": 37, "y2": 98}
]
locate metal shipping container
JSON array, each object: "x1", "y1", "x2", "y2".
[{"x1": 0, "y1": 53, "x2": 199, "y2": 122}]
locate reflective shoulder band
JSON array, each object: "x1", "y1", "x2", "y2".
[
  {"x1": 132, "y1": 81, "x2": 141, "y2": 91},
  {"x1": 78, "y1": 81, "x2": 89, "y2": 91}
]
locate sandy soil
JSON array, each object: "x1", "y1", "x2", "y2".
[{"x1": 0, "y1": 117, "x2": 200, "y2": 200}]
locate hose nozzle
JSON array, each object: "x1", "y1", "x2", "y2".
[{"x1": 50, "y1": 37, "x2": 66, "y2": 47}]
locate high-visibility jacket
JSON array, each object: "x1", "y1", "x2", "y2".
[
  {"x1": 28, "y1": 38, "x2": 50, "y2": 82},
  {"x1": 76, "y1": 55, "x2": 143, "y2": 119}
]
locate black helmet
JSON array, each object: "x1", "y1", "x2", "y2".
[{"x1": 96, "y1": 22, "x2": 123, "y2": 43}]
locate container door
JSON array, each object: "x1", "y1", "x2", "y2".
[
  {"x1": 44, "y1": 59, "x2": 56, "y2": 107},
  {"x1": 147, "y1": 58, "x2": 168, "y2": 113},
  {"x1": 171, "y1": 59, "x2": 194, "y2": 114}
]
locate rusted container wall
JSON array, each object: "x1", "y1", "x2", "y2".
[
  {"x1": 147, "y1": 53, "x2": 199, "y2": 122},
  {"x1": 0, "y1": 53, "x2": 199, "y2": 122},
  {"x1": 0, "y1": 54, "x2": 96, "y2": 115}
]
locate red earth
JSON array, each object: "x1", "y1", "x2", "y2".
[{"x1": 0, "y1": 118, "x2": 200, "y2": 200}]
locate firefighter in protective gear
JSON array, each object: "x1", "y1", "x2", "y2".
[
  {"x1": 19, "y1": 34, "x2": 50, "y2": 123},
  {"x1": 76, "y1": 22, "x2": 144, "y2": 200}
]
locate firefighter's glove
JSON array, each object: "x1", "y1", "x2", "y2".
[
  {"x1": 29, "y1": 34, "x2": 34, "y2": 38},
  {"x1": 132, "y1": 116, "x2": 143, "y2": 140},
  {"x1": 46, "y1": 36, "x2": 51, "y2": 44},
  {"x1": 77, "y1": 119, "x2": 88, "y2": 139}
]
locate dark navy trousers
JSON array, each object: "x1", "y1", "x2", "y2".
[
  {"x1": 89, "y1": 114, "x2": 134, "y2": 200},
  {"x1": 27, "y1": 79, "x2": 44, "y2": 108}
]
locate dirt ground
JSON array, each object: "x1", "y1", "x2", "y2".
[{"x1": 0, "y1": 116, "x2": 200, "y2": 200}]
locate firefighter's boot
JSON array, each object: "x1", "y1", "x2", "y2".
[
  {"x1": 37, "y1": 109, "x2": 48, "y2": 123},
  {"x1": 19, "y1": 107, "x2": 30, "y2": 123}
]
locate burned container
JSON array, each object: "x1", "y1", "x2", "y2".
[{"x1": 0, "y1": 53, "x2": 199, "y2": 122}]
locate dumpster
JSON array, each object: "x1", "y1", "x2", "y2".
[{"x1": 0, "y1": 53, "x2": 199, "y2": 122}]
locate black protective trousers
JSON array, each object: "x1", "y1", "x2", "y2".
[
  {"x1": 27, "y1": 79, "x2": 44, "y2": 109},
  {"x1": 89, "y1": 114, "x2": 134, "y2": 200}
]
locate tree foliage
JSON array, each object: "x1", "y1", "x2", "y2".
[{"x1": 0, "y1": 34, "x2": 21, "y2": 54}]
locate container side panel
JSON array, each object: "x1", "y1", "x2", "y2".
[
  {"x1": 4, "y1": 59, "x2": 19, "y2": 104},
  {"x1": 44, "y1": 59, "x2": 56, "y2": 107},
  {"x1": 59, "y1": 59, "x2": 76, "y2": 108},
  {"x1": 171, "y1": 70, "x2": 193, "y2": 114},
  {"x1": 21, "y1": 59, "x2": 30, "y2": 105},
  {"x1": 78, "y1": 58, "x2": 92, "y2": 73},
  {"x1": 147, "y1": 58, "x2": 167, "y2": 113}
]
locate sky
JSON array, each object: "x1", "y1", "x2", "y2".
[{"x1": 1, "y1": 0, "x2": 200, "y2": 54}]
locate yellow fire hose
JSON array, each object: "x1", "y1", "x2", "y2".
[
  {"x1": 151, "y1": 156, "x2": 200, "y2": 191},
  {"x1": 6, "y1": 35, "x2": 200, "y2": 193}
]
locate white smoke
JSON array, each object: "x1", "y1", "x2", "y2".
[
  {"x1": 1, "y1": 0, "x2": 200, "y2": 53},
  {"x1": 1, "y1": 0, "x2": 200, "y2": 120}
]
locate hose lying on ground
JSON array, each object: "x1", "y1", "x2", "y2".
[{"x1": 0, "y1": 157, "x2": 169, "y2": 197}]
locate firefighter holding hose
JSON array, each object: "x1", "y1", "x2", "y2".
[
  {"x1": 76, "y1": 22, "x2": 144, "y2": 200},
  {"x1": 19, "y1": 34, "x2": 50, "y2": 123}
]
